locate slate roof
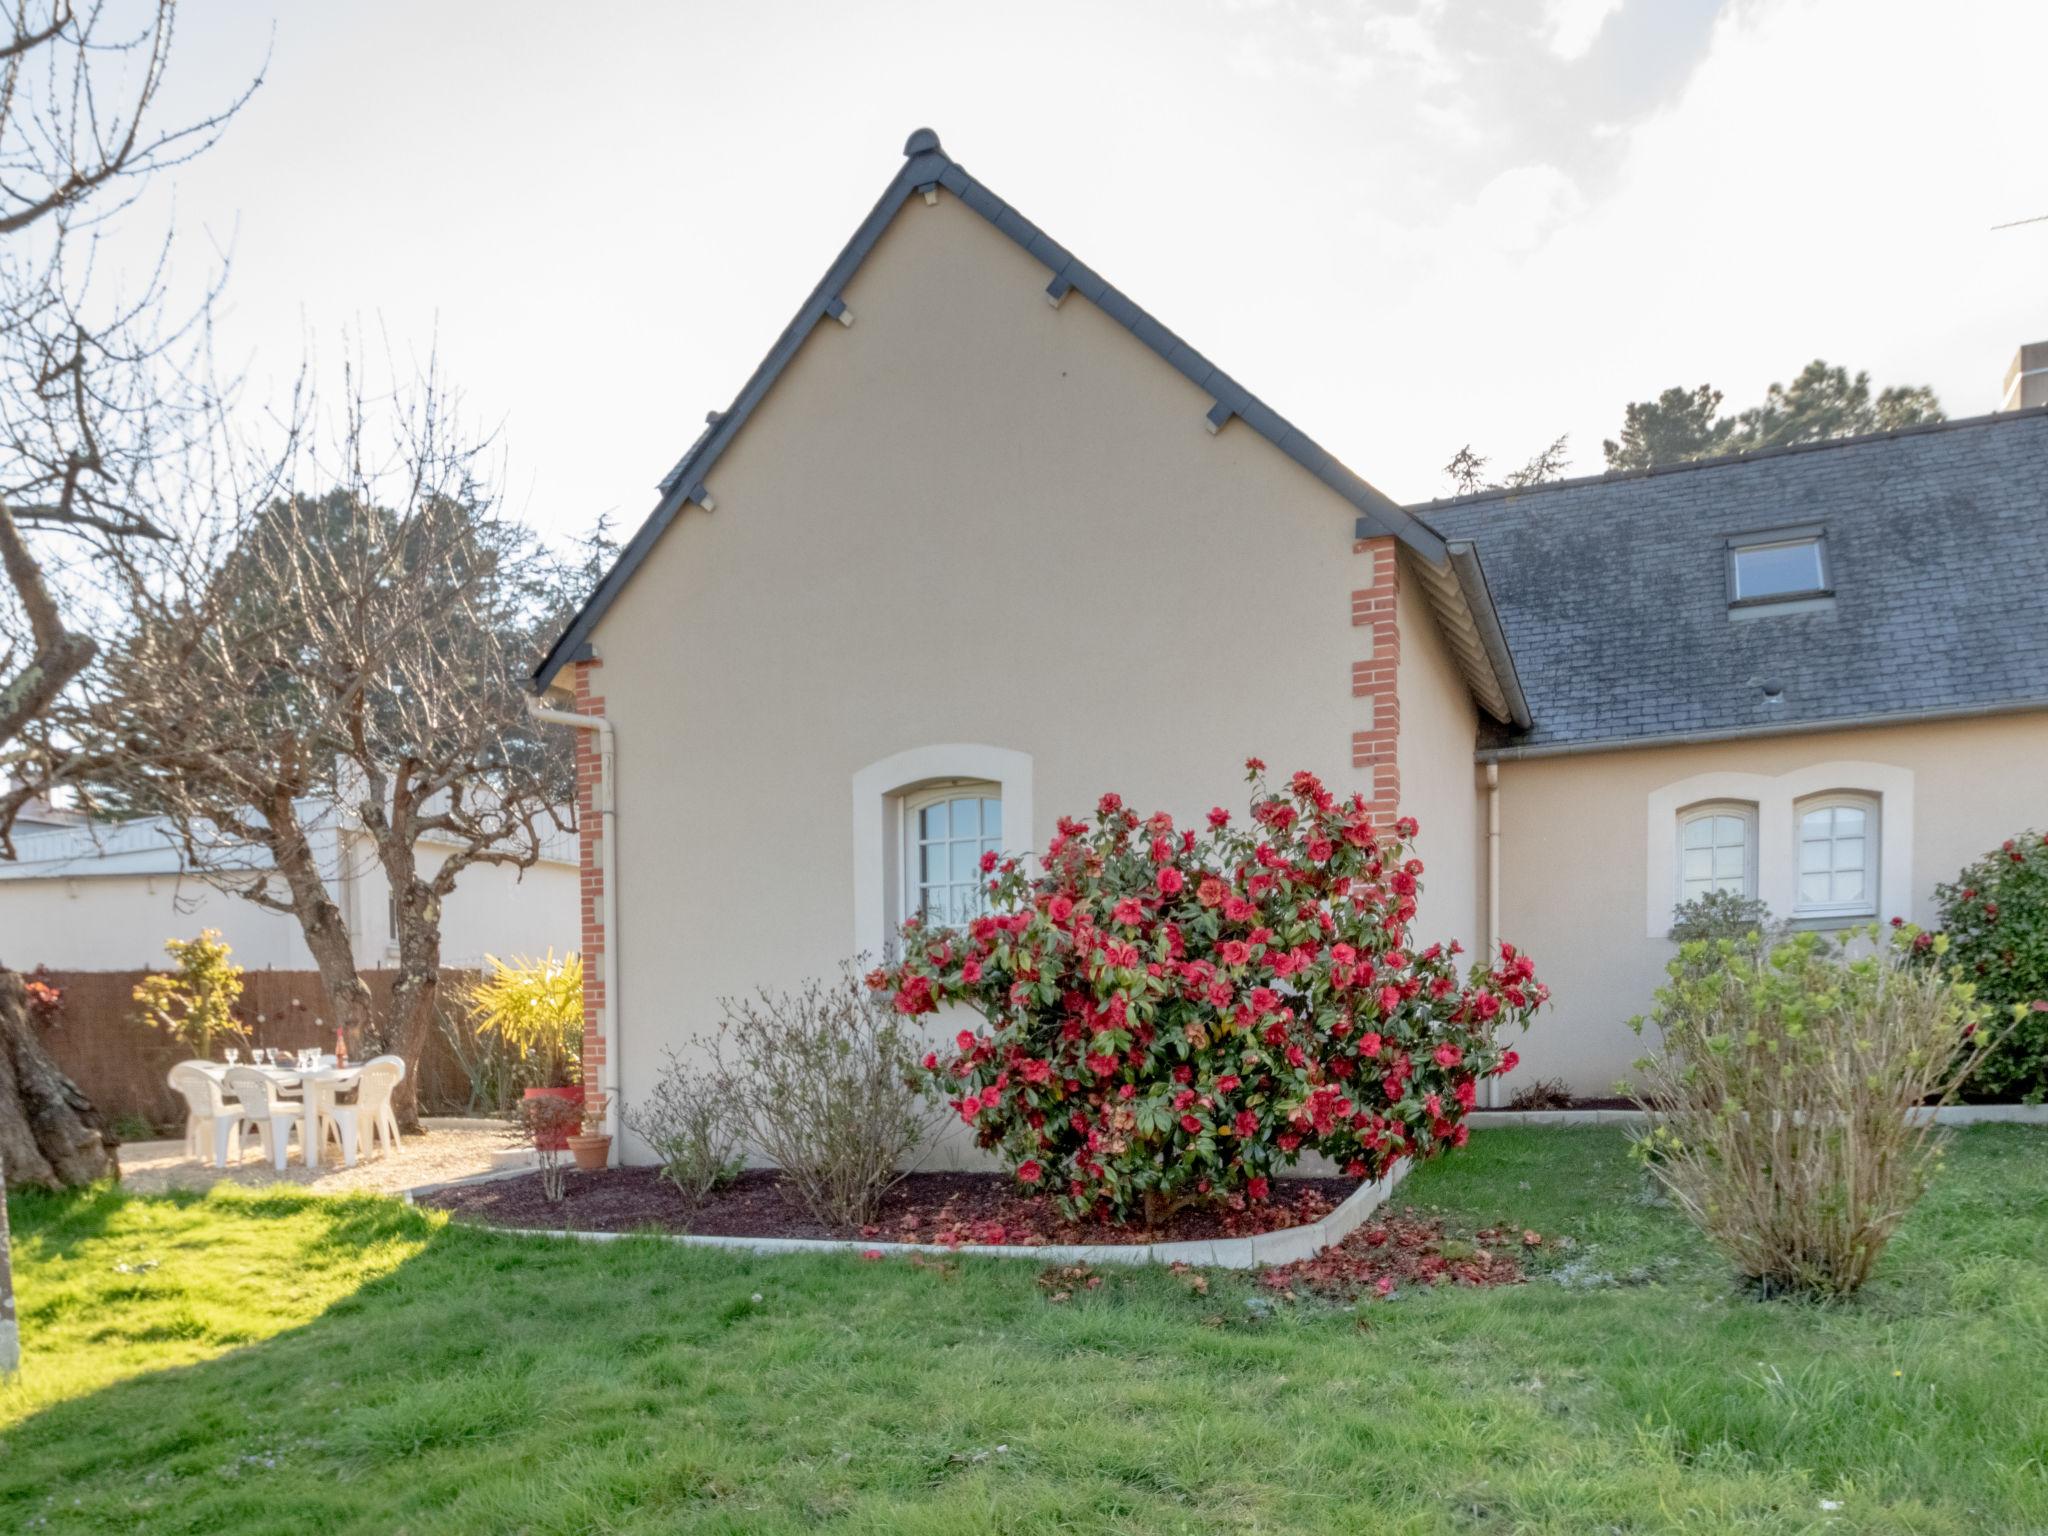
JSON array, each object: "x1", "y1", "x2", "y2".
[
  {"x1": 533, "y1": 129, "x2": 1448, "y2": 691},
  {"x1": 1414, "y1": 410, "x2": 2048, "y2": 756}
]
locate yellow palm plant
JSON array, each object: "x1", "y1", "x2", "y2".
[{"x1": 468, "y1": 950, "x2": 584, "y2": 1086}]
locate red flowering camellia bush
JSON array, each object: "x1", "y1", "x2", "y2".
[{"x1": 871, "y1": 761, "x2": 1546, "y2": 1222}]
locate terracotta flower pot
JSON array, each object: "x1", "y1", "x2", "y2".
[
  {"x1": 567, "y1": 1132, "x2": 612, "y2": 1171},
  {"x1": 523, "y1": 1085, "x2": 583, "y2": 1150}
]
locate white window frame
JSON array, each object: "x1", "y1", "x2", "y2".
[
  {"x1": 851, "y1": 744, "x2": 1034, "y2": 961},
  {"x1": 901, "y1": 782, "x2": 1003, "y2": 930},
  {"x1": 1675, "y1": 801, "x2": 1758, "y2": 906},
  {"x1": 1644, "y1": 762, "x2": 1913, "y2": 938},
  {"x1": 1791, "y1": 793, "x2": 1879, "y2": 922},
  {"x1": 1726, "y1": 525, "x2": 1830, "y2": 606}
]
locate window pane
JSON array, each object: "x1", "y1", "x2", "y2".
[
  {"x1": 921, "y1": 844, "x2": 943, "y2": 884},
  {"x1": 1683, "y1": 849, "x2": 1712, "y2": 882},
  {"x1": 946, "y1": 842, "x2": 973, "y2": 882},
  {"x1": 1712, "y1": 844, "x2": 1744, "y2": 878},
  {"x1": 1716, "y1": 816, "x2": 1747, "y2": 849},
  {"x1": 982, "y1": 798, "x2": 1002, "y2": 837},
  {"x1": 1800, "y1": 872, "x2": 1832, "y2": 904},
  {"x1": 921, "y1": 801, "x2": 948, "y2": 840},
  {"x1": 1733, "y1": 540, "x2": 1823, "y2": 599},
  {"x1": 1832, "y1": 870, "x2": 1866, "y2": 904},
  {"x1": 1833, "y1": 806, "x2": 1865, "y2": 837},
  {"x1": 1683, "y1": 818, "x2": 1713, "y2": 849},
  {"x1": 1800, "y1": 838, "x2": 1830, "y2": 873},
  {"x1": 1833, "y1": 837, "x2": 1865, "y2": 872}
]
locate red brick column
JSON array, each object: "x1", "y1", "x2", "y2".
[
  {"x1": 1350, "y1": 536, "x2": 1401, "y2": 819},
  {"x1": 570, "y1": 658, "x2": 608, "y2": 1104}
]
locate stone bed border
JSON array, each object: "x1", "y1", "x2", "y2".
[
  {"x1": 403, "y1": 1105, "x2": 2046, "y2": 1267},
  {"x1": 405, "y1": 1158, "x2": 1411, "y2": 1271}
]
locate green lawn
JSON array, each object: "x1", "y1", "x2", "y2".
[{"x1": 4, "y1": 1128, "x2": 2045, "y2": 1534}]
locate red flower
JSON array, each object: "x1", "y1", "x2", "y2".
[
  {"x1": 1208, "y1": 806, "x2": 1231, "y2": 829},
  {"x1": 1218, "y1": 940, "x2": 1252, "y2": 967},
  {"x1": 1247, "y1": 1176, "x2": 1270, "y2": 1200},
  {"x1": 1157, "y1": 866, "x2": 1186, "y2": 896},
  {"x1": 1180, "y1": 1114, "x2": 1204, "y2": 1134},
  {"x1": 980, "y1": 849, "x2": 1000, "y2": 873},
  {"x1": 1196, "y1": 876, "x2": 1227, "y2": 908},
  {"x1": 1434, "y1": 1044, "x2": 1463, "y2": 1068},
  {"x1": 1017, "y1": 1160, "x2": 1043, "y2": 1184}
]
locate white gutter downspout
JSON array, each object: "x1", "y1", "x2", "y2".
[
  {"x1": 1484, "y1": 761, "x2": 1503, "y2": 1108},
  {"x1": 526, "y1": 696, "x2": 621, "y2": 1163}
]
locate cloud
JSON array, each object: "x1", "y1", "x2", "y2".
[{"x1": 1542, "y1": 0, "x2": 1626, "y2": 61}]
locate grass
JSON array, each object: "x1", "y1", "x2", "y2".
[{"x1": 2, "y1": 1126, "x2": 2045, "y2": 1534}]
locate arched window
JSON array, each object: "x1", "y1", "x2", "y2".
[
  {"x1": 1794, "y1": 794, "x2": 1878, "y2": 920},
  {"x1": 1678, "y1": 802, "x2": 1756, "y2": 902},
  {"x1": 902, "y1": 783, "x2": 1002, "y2": 929}
]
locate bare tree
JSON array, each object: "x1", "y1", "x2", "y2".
[
  {"x1": 67, "y1": 368, "x2": 575, "y2": 1132},
  {"x1": 0, "y1": 1, "x2": 262, "y2": 1378}
]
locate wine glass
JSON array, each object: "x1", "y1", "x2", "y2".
[{"x1": 224, "y1": 1046, "x2": 240, "y2": 1065}]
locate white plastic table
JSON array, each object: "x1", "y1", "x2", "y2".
[{"x1": 251, "y1": 1063, "x2": 364, "y2": 1168}]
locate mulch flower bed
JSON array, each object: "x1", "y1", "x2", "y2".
[
  {"x1": 1256, "y1": 1206, "x2": 1536, "y2": 1299},
  {"x1": 417, "y1": 1166, "x2": 1362, "y2": 1247}
]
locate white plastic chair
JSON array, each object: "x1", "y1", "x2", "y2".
[
  {"x1": 167, "y1": 1062, "x2": 247, "y2": 1169},
  {"x1": 223, "y1": 1066, "x2": 308, "y2": 1171},
  {"x1": 345, "y1": 1056, "x2": 407, "y2": 1159}
]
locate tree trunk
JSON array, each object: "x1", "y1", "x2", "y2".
[
  {"x1": 264, "y1": 803, "x2": 378, "y2": 1054},
  {"x1": 387, "y1": 881, "x2": 443, "y2": 1136},
  {"x1": 1, "y1": 1165, "x2": 16, "y2": 1381},
  {"x1": 0, "y1": 969, "x2": 117, "y2": 1190}
]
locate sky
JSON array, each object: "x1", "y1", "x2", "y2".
[{"x1": 109, "y1": 0, "x2": 2048, "y2": 543}]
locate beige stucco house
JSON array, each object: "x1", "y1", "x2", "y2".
[{"x1": 532, "y1": 130, "x2": 2048, "y2": 1156}]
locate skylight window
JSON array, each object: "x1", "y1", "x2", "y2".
[{"x1": 1727, "y1": 529, "x2": 1829, "y2": 605}]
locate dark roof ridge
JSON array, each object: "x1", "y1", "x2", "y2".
[
  {"x1": 533, "y1": 128, "x2": 1443, "y2": 690},
  {"x1": 1406, "y1": 404, "x2": 2048, "y2": 517}
]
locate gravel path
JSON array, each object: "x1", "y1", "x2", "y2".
[{"x1": 117, "y1": 1116, "x2": 516, "y2": 1197}]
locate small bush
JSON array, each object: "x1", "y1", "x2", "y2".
[
  {"x1": 628, "y1": 1052, "x2": 745, "y2": 1205},
  {"x1": 1667, "y1": 889, "x2": 1774, "y2": 946},
  {"x1": 1507, "y1": 1077, "x2": 1573, "y2": 1111},
  {"x1": 133, "y1": 931, "x2": 247, "y2": 1058},
  {"x1": 1630, "y1": 927, "x2": 1990, "y2": 1297},
  {"x1": 710, "y1": 961, "x2": 941, "y2": 1229},
  {"x1": 1926, "y1": 830, "x2": 2048, "y2": 1101},
  {"x1": 511, "y1": 1095, "x2": 583, "y2": 1202}
]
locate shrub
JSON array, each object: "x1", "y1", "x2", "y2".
[
  {"x1": 1507, "y1": 1076, "x2": 1573, "y2": 1111},
  {"x1": 1667, "y1": 889, "x2": 1774, "y2": 946},
  {"x1": 627, "y1": 1051, "x2": 745, "y2": 1205},
  {"x1": 1926, "y1": 830, "x2": 2048, "y2": 1101},
  {"x1": 467, "y1": 951, "x2": 583, "y2": 1087},
  {"x1": 512, "y1": 1094, "x2": 584, "y2": 1202},
  {"x1": 710, "y1": 961, "x2": 941, "y2": 1229},
  {"x1": 133, "y1": 931, "x2": 247, "y2": 1058},
  {"x1": 1629, "y1": 927, "x2": 1990, "y2": 1297},
  {"x1": 874, "y1": 760, "x2": 1546, "y2": 1223}
]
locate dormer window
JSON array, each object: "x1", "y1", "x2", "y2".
[{"x1": 1727, "y1": 527, "x2": 1829, "y2": 607}]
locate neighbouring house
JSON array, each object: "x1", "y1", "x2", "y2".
[
  {"x1": 530, "y1": 129, "x2": 2048, "y2": 1158},
  {"x1": 0, "y1": 797, "x2": 578, "y2": 973}
]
